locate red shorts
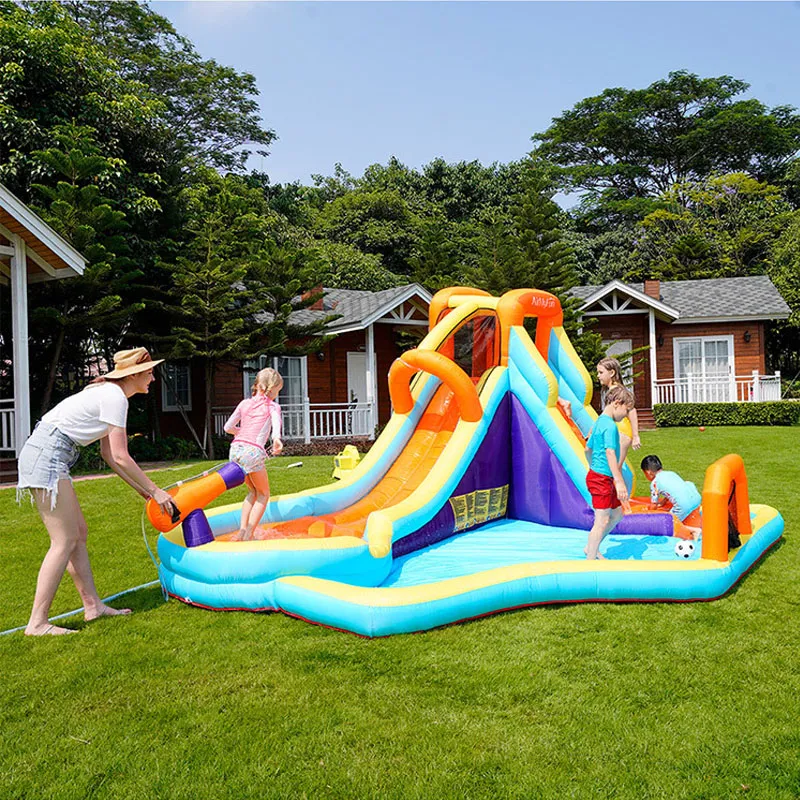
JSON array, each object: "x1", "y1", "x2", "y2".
[{"x1": 586, "y1": 469, "x2": 621, "y2": 510}]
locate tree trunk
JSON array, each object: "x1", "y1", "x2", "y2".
[
  {"x1": 205, "y1": 358, "x2": 215, "y2": 460},
  {"x1": 41, "y1": 325, "x2": 66, "y2": 415}
]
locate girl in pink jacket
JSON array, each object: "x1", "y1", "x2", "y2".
[{"x1": 223, "y1": 367, "x2": 284, "y2": 540}]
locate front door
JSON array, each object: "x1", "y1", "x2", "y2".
[{"x1": 346, "y1": 352, "x2": 371, "y2": 435}]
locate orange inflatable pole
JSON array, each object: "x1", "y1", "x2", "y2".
[
  {"x1": 700, "y1": 454, "x2": 752, "y2": 561},
  {"x1": 428, "y1": 286, "x2": 491, "y2": 331},
  {"x1": 146, "y1": 462, "x2": 246, "y2": 533},
  {"x1": 496, "y1": 288, "x2": 563, "y2": 364},
  {"x1": 388, "y1": 349, "x2": 482, "y2": 422}
]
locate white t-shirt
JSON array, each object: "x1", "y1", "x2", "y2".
[{"x1": 41, "y1": 383, "x2": 129, "y2": 446}]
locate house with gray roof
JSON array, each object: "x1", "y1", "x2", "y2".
[
  {"x1": 158, "y1": 284, "x2": 432, "y2": 444},
  {"x1": 570, "y1": 276, "x2": 790, "y2": 413}
]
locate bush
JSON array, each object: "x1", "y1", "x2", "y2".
[
  {"x1": 72, "y1": 435, "x2": 203, "y2": 475},
  {"x1": 654, "y1": 401, "x2": 800, "y2": 427}
]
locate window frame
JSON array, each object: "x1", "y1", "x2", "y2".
[
  {"x1": 161, "y1": 362, "x2": 192, "y2": 412},
  {"x1": 672, "y1": 334, "x2": 735, "y2": 382}
]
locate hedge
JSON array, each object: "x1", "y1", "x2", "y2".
[
  {"x1": 73, "y1": 434, "x2": 203, "y2": 474},
  {"x1": 653, "y1": 401, "x2": 800, "y2": 427}
]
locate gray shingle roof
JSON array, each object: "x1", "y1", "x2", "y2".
[
  {"x1": 571, "y1": 276, "x2": 790, "y2": 321},
  {"x1": 287, "y1": 284, "x2": 432, "y2": 332}
]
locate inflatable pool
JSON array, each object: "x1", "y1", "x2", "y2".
[{"x1": 153, "y1": 287, "x2": 784, "y2": 636}]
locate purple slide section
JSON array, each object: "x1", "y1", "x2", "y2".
[
  {"x1": 392, "y1": 391, "x2": 673, "y2": 559},
  {"x1": 393, "y1": 396, "x2": 512, "y2": 557},
  {"x1": 508, "y1": 395, "x2": 673, "y2": 536}
]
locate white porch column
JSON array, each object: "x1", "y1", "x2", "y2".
[
  {"x1": 366, "y1": 324, "x2": 378, "y2": 439},
  {"x1": 648, "y1": 309, "x2": 658, "y2": 406},
  {"x1": 11, "y1": 234, "x2": 30, "y2": 455}
]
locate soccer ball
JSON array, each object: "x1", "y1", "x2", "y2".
[{"x1": 675, "y1": 540, "x2": 695, "y2": 559}]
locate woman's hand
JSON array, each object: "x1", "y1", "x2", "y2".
[
  {"x1": 632, "y1": 434, "x2": 641, "y2": 450},
  {"x1": 271, "y1": 438, "x2": 284, "y2": 456},
  {"x1": 150, "y1": 487, "x2": 175, "y2": 515}
]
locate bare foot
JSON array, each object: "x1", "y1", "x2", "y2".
[
  {"x1": 25, "y1": 624, "x2": 77, "y2": 636},
  {"x1": 84, "y1": 604, "x2": 132, "y2": 622}
]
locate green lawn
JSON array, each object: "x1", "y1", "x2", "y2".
[{"x1": 1, "y1": 429, "x2": 799, "y2": 799}]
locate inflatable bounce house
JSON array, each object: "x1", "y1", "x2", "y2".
[{"x1": 148, "y1": 287, "x2": 784, "y2": 636}]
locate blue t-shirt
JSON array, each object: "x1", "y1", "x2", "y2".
[
  {"x1": 650, "y1": 470, "x2": 701, "y2": 520},
  {"x1": 586, "y1": 414, "x2": 620, "y2": 477}
]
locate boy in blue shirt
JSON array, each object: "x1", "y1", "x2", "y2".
[
  {"x1": 640, "y1": 454, "x2": 703, "y2": 539},
  {"x1": 584, "y1": 385, "x2": 635, "y2": 559}
]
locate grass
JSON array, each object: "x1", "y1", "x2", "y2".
[{"x1": 1, "y1": 429, "x2": 799, "y2": 799}]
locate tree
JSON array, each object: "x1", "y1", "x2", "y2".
[
  {"x1": 27, "y1": 123, "x2": 149, "y2": 411},
  {"x1": 631, "y1": 173, "x2": 792, "y2": 281},
  {"x1": 61, "y1": 0, "x2": 275, "y2": 173},
  {"x1": 314, "y1": 189, "x2": 421, "y2": 275},
  {"x1": 157, "y1": 170, "x2": 331, "y2": 457},
  {"x1": 534, "y1": 71, "x2": 800, "y2": 222},
  {"x1": 467, "y1": 165, "x2": 603, "y2": 366},
  {"x1": 766, "y1": 211, "x2": 800, "y2": 375}
]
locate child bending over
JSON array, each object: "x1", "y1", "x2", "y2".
[
  {"x1": 640, "y1": 454, "x2": 702, "y2": 540},
  {"x1": 224, "y1": 367, "x2": 284, "y2": 541},
  {"x1": 584, "y1": 385, "x2": 635, "y2": 559}
]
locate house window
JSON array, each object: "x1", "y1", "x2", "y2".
[
  {"x1": 161, "y1": 363, "x2": 192, "y2": 411},
  {"x1": 673, "y1": 335, "x2": 734, "y2": 402},
  {"x1": 243, "y1": 355, "x2": 308, "y2": 439}
]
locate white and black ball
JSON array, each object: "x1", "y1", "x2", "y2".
[{"x1": 675, "y1": 540, "x2": 695, "y2": 559}]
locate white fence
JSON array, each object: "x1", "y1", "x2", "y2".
[
  {"x1": 0, "y1": 398, "x2": 14, "y2": 453},
  {"x1": 653, "y1": 371, "x2": 782, "y2": 405},
  {"x1": 213, "y1": 401, "x2": 374, "y2": 444}
]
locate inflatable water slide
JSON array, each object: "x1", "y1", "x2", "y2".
[{"x1": 152, "y1": 287, "x2": 784, "y2": 636}]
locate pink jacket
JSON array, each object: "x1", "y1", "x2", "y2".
[{"x1": 223, "y1": 395, "x2": 283, "y2": 450}]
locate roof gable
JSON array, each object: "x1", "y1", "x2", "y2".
[
  {"x1": 572, "y1": 276, "x2": 790, "y2": 322},
  {"x1": 289, "y1": 283, "x2": 433, "y2": 332},
  {"x1": 0, "y1": 183, "x2": 86, "y2": 279}
]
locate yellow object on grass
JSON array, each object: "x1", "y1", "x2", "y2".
[{"x1": 332, "y1": 445, "x2": 361, "y2": 480}]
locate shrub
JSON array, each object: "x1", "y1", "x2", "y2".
[
  {"x1": 654, "y1": 401, "x2": 800, "y2": 427},
  {"x1": 72, "y1": 435, "x2": 204, "y2": 475}
]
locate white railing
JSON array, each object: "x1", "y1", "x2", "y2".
[
  {"x1": 653, "y1": 371, "x2": 782, "y2": 404},
  {"x1": 213, "y1": 400, "x2": 374, "y2": 444},
  {"x1": 0, "y1": 398, "x2": 14, "y2": 453},
  {"x1": 0, "y1": 398, "x2": 15, "y2": 452}
]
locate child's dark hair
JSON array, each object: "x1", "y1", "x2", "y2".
[{"x1": 640, "y1": 455, "x2": 663, "y2": 472}]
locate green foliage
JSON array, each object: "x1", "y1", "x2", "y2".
[
  {"x1": 653, "y1": 401, "x2": 800, "y2": 427},
  {"x1": 467, "y1": 162, "x2": 604, "y2": 366},
  {"x1": 766, "y1": 210, "x2": 800, "y2": 373},
  {"x1": 632, "y1": 173, "x2": 791, "y2": 280},
  {"x1": 310, "y1": 240, "x2": 404, "y2": 292},
  {"x1": 534, "y1": 70, "x2": 800, "y2": 222},
  {"x1": 62, "y1": 0, "x2": 275, "y2": 173},
  {"x1": 314, "y1": 188, "x2": 421, "y2": 275}
]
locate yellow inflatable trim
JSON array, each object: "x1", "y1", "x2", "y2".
[{"x1": 280, "y1": 556, "x2": 731, "y2": 608}]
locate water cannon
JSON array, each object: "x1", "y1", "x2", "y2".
[{"x1": 146, "y1": 461, "x2": 246, "y2": 533}]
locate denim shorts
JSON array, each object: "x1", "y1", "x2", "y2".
[
  {"x1": 16, "y1": 422, "x2": 81, "y2": 510},
  {"x1": 229, "y1": 441, "x2": 267, "y2": 474}
]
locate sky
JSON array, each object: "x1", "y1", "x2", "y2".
[{"x1": 150, "y1": 1, "x2": 800, "y2": 197}]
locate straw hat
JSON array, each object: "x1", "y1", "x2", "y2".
[{"x1": 104, "y1": 347, "x2": 164, "y2": 379}]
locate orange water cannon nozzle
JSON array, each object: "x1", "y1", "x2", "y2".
[{"x1": 145, "y1": 461, "x2": 246, "y2": 533}]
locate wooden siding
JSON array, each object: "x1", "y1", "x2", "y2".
[{"x1": 587, "y1": 314, "x2": 768, "y2": 408}]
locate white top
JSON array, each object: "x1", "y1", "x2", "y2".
[
  {"x1": 223, "y1": 395, "x2": 282, "y2": 450},
  {"x1": 41, "y1": 383, "x2": 129, "y2": 446}
]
